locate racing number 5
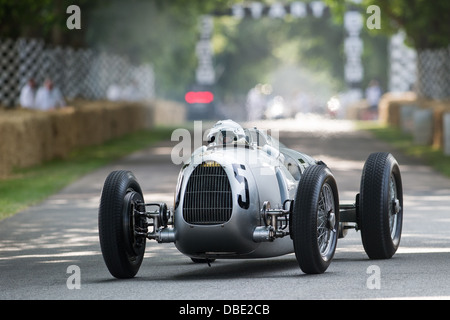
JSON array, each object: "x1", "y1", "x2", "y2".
[{"x1": 233, "y1": 164, "x2": 250, "y2": 209}]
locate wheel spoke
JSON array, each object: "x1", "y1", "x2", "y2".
[{"x1": 389, "y1": 174, "x2": 399, "y2": 240}]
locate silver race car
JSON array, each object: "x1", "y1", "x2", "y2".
[{"x1": 98, "y1": 120, "x2": 403, "y2": 278}]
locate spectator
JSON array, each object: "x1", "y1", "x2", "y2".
[
  {"x1": 19, "y1": 78, "x2": 36, "y2": 108},
  {"x1": 106, "y1": 83, "x2": 122, "y2": 101},
  {"x1": 35, "y1": 78, "x2": 66, "y2": 110},
  {"x1": 246, "y1": 84, "x2": 265, "y2": 121},
  {"x1": 365, "y1": 79, "x2": 382, "y2": 120}
]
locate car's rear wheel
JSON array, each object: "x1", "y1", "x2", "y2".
[
  {"x1": 359, "y1": 152, "x2": 403, "y2": 259},
  {"x1": 98, "y1": 170, "x2": 146, "y2": 278},
  {"x1": 292, "y1": 164, "x2": 339, "y2": 274}
]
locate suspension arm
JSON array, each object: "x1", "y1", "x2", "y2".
[
  {"x1": 134, "y1": 202, "x2": 175, "y2": 243},
  {"x1": 253, "y1": 200, "x2": 293, "y2": 242}
]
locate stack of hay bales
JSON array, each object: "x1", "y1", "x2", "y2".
[
  {"x1": 345, "y1": 99, "x2": 369, "y2": 120},
  {"x1": 0, "y1": 100, "x2": 186, "y2": 178},
  {"x1": 71, "y1": 101, "x2": 148, "y2": 147},
  {"x1": 378, "y1": 92, "x2": 418, "y2": 127},
  {"x1": 378, "y1": 92, "x2": 450, "y2": 154},
  {"x1": 152, "y1": 99, "x2": 187, "y2": 126},
  {"x1": 0, "y1": 109, "x2": 50, "y2": 176},
  {"x1": 425, "y1": 100, "x2": 450, "y2": 150}
]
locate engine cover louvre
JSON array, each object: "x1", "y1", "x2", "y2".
[{"x1": 182, "y1": 163, "x2": 233, "y2": 225}]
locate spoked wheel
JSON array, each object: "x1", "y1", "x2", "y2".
[
  {"x1": 292, "y1": 164, "x2": 339, "y2": 274},
  {"x1": 98, "y1": 170, "x2": 147, "y2": 278},
  {"x1": 359, "y1": 152, "x2": 403, "y2": 259}
]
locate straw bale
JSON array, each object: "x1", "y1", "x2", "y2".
[
  {"x1": 345, "y1": 99, "x2": 369, "y2": 120},
  {"x1": 47, "y1": 107, "x2": 77, "y2": 160},
  {"x1": 378, "y1": 92, "x2": 419, "y2": 126},
  {"x1": 421, "y1": 100, "x2": 450, "y2": 149},
  {"x1": 152, "y1": 99, "x2": 186, "y2": 126},
  {"x1": 0, "y1": 100, "x2": 184, "y2": 178},
  {"x1": 0, "y1": 109, "x2": 50, "y2": 176}
]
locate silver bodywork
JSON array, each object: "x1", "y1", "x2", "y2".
[
  {"x1": 169, "y1": 129, "x2": 317, "y2": 260},
  {"x1": 99, "y1": 121, "x2": 403, "y2": 278},
  {"x1": 98, "y1": 120, "x2": 404, "y2": 280}
]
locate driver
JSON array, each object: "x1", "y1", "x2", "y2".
[{"x1": 207, "y1": 119, "x2": 247, "y2": 146}]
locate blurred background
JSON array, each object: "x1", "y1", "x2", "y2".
[
  {"x1": 0, "y1": 0, "x2": 447, "y2": 114},
  {"x1": 2, "y1": 1, "x2": 450, "y2": 299},
  {"x1": 0, "y1": 0, "x2": 449, "y2": 176}
]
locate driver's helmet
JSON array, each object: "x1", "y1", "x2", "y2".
[{"x1": 207, "y1": 119, "x2": 246, "y2": 145}]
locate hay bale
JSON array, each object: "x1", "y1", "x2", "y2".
[
  {"x1": 73, "y1": 102, "x2": 107, "y2": 147},
  {"x1": 400, "y1": 104, "x2": 419, "y2": 134},
  {"x1": 0, "y1": 100, "x2": 182, "y2": 178},
  {"x1": 152, "y1": 99, "x2": 186, "y2": 126},
  {"x1": 0, "y1": 109, "x2": 51, "y2": 176},
  {"x1": 413, "y1": 108, "x2": 434, "y2": 145},
  {"x1": 378, "y1": 92, "x2": 418, "y2": 126},
  {"x1": 345, "y1": 99, "x2": 369, "y2": 120},
  {"x1": 0, "y1": 111, "x2": 17, "y2": 177},
  {"x1": 423, "y1": 100, "x2": 450, "y2": 149},
  {"x1": 444, "y1": 113, "x2": 450, "y2": 156},
  {"x1": 47, "y1": 107, "x2": 77, "y2": 160}
]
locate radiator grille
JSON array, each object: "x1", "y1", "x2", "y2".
[{"x1": 182, "y1": 162, "x2": 232, "y2": 225}]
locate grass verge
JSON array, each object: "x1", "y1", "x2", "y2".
[
  {"x1": 358, "y1": 121, "x2": 450, "y2": 177},
  {"x1": 0, "y1": 126, "x2": 175, "y2": 221}
]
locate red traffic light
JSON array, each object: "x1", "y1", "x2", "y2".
[{"x1": 185, "y1": 91, "x2": 214, "y2": 104}]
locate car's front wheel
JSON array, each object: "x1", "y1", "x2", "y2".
[
  {"x1": 291, "y1": 164, "x2": 339, "y2": 274},
  {"x1": 98, "y1": 170, "x2": 146, "y2": 278}
]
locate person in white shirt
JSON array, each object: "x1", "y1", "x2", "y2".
[
  {"x1": 19, "y1": 78, "x2": 37, "y2": 108},
  {"x1": 35, "y1": 78, "x2": 66, "y2": 111}
]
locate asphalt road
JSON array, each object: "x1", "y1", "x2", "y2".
[{"x1": 1, "y1": 116, "x2": 450, "y2": 301}]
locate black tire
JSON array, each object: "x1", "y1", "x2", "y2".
[
  {"x1": 191, "y1": 258, "x2": 216, "y2": 264},
  {"x1": 359, "y1": 152, "x2": 403, "y2": 259},
  {"x1": 98, "y1": 170, "x2": 146, "y2": 278},
  {"x1": 292, "y1": 165, "x2": 339, "y2": 274}
]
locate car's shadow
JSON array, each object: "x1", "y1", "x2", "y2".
[
  {"x1": 95, "y1": 254, "x2": 367, "y2": 283},
  {"x1": 169, "y1": 258, "x2": 302, "y2": 280},
  {"x1": 90, "y1": 243, "x2": 373, "y2": 283}
]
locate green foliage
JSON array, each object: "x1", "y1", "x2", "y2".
[
  {"x1": 0, "y1": 0, "x2": 54, "y2": 38},
  {"x1": 211, "y1": 12, "x2": 347, "y2": 100},
  {"x1": 373, "y1": 0, "x2": 450, "y2": 49},
  {"x1": 84, "y1": 0, "x2": 242, "y2": 100},
  {"x1": 0, "y1": 0, "x2": 108, "y2": 46},
  {"x1": 86, "y1": 1, "x2": 195, "y2": 100},
  {"x1": 213, "y1": 17, "x2": 278, "y2": 98},
  {"x1": 0, "y1": 1, "x2": 392, "y2": 102}
]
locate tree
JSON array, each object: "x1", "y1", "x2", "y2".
[
  {"x1": 0, "y1": 0, "x2": 54, "y2": 39},
  {"x1": 372, "y1": 0, "x2": 450, "y2": 50},
  {"x1": 371, "y1": 0, "x2": 450, "y2": 99},
  {"x1": 326, "y1": 0, "x2": 450, "y2": 99},
  {"x1": 0, "y1": 0, "x2": 105, "y2": 47},
  {"x1": 326, "y1": 0, "x2": 450, "y2": 49},
  {"x1": 213, "y1": 11, "x2": 349, "y2": 100}
]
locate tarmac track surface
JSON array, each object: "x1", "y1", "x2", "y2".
[{"x1": 1, "y1": 116, "x2": 450, "y2": 300}]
